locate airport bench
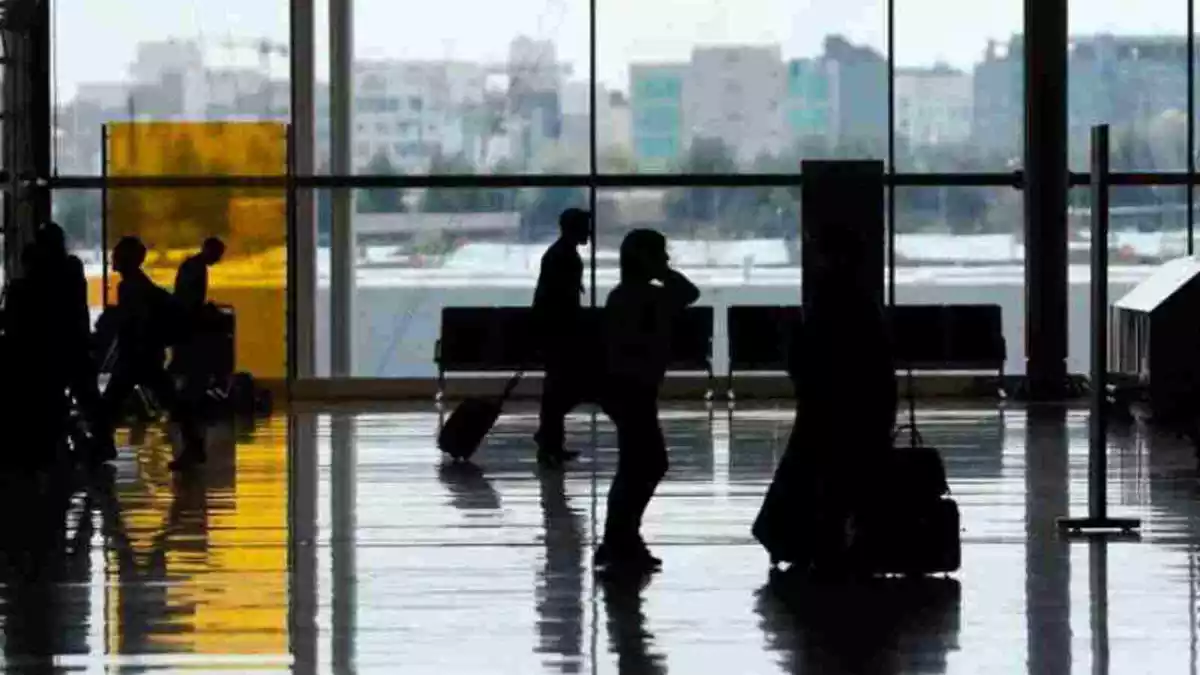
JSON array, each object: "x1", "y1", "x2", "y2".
[
  {"x1": 724, "y1": 303, "x2": 1006, "y2": 397},
  {"x1": 890, "y1": 304, "x2": 1007, "y2": 384},
  {"x1": 435, "y1": 305, "x2": 716, "y2": 399},
  {"x1": 435, "y1": 307, "x2": 540, "y2": 398},
  {"x1": 726, "y1": 305, "x2": 804, "y2": 399}
]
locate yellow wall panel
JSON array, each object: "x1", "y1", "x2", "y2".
[{"x1": 103, "y1": 122, "x2": 288, "y2": 379}]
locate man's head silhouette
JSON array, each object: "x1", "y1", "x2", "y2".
[
  {"x1": 200, "y1": 237, "x2": 226, "y2": 266},
  {"x1": 36, "y1": 221, "x2": 68, "y2": 259},
  {"x1": 112, "y1": 236, "x2": 147, "y2": 275},
  {"x1": 560, "y1": 208, "x2": 591, "y2": 246}
]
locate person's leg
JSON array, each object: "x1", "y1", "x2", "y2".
[
  {"x1": 623, "y1": 395, "x2": 668, "y2": 546},
  {"x1": 598, "y1": 387, "x2": 665, "y2": 568},
  {"x1": 68, "y1": 351, "x2": 115, "y2": 462},
  {"x1": 537, "y1": 365, "x2": 582, "y2": 465},
  {"x1": 536, "y1": 365, "x2": 568, "y2": 449},
  {"x1": 599, "y1": 398, "x2": 638, "y2": 558},
  {"x1": 99, "y1": 361, "x2": 138, "y2": 434},
  {"x1": 140, "y1": 365, "x2": 205, "y2": 469}
]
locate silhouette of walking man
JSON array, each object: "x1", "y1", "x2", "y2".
[
  {"x1": 595, "y1": 229, "x2": 699, "y2": 571},
  {"x1": 6, "y1": 223, "x2": 108, "y2": 467},
  {"x1": 101, "y1": 236, "x2": 206, "y2": 471},
  {"x1": 27, "y1": 222, "x2": 113, "y2": 464},
  {"x1": 532, "y1": 208, "x2": 592, "y2": 468}
]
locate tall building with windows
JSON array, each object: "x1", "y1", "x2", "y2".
[
  {"x1": 630, "y1": 63, "x2": 686, "y2": 170},
  {"x1": 823, "y1": 36, "x2": 888, "y2": 155},
  {"x1": 1067, "y1": 34, "x2": 1196, "y2": 169},
  {"x1": 684, "y1": 45, "x2": 788, "y2": 165},
  {"x1": 972, "y1": 37, "x2": 1023, "y2": 160},
  {"x1": 784, "y1": 58, "x2": 834, "y2": 143},
  {"x1": 506, "y1": 37, "x2": 567, "y2": 170},
  {"x1": 629, "y1": 37, "x2": 885, "y2": 169},
  {"x1": 350, "y1": 60, "x2": 490, "y2": 173},
  {"x1": 895, "y1": 65, "x2": 974, "y2": 148}
]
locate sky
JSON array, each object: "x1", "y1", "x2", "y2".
[{"x1": 53, "y1": 0, "x2": 1193, "y2": 101}]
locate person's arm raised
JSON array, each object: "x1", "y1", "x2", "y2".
[{"x1": 661, "y1": 267, "x2": 701, "y2": 307}]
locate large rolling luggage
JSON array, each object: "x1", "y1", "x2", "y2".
[
  {"x1": 754, "y1": 393, "x2": 962, "y2": 577},
  {"x1": 850, "y1": 492, "x2": 961, "y2": 575},
  {"x1": 846, "y1": 414, "x2": 961, "y2": 575},
  {"x1": 437, "y1": 372, "x2": 523, "y2": 463}
]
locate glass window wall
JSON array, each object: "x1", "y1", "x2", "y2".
[{"x1": 47, "y1": 1, "x2": 1200, "y2": 382}]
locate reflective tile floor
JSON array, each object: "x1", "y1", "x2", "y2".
[{"x1": 3, "y1": 403, "x2": 1200, "y2": 673}]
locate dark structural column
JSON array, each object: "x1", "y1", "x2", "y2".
[
  {"x1": 1023, "y1": 0, "x2": 1070, "y2": 400},
  {"x1": 31, "y1": 0, "x2": 52, "y2": 225}
]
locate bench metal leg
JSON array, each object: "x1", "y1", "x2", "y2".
[{"x1": 726, "y1": 371, "x2": 735, "y2": 402}]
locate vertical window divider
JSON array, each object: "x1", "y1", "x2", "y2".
[
  {"x1": 1189, "y1": 0, "x2": 1196, "y2": 254},
  {"x1": 886, "y1": 0, "x2": 897, "y2": 306}
]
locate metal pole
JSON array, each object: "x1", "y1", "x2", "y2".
[
  {"x1": 1089, "y1": 539, "x2": 1111, "y2": 675},
  {"x1": 287, "y1": 414, "x2": 318, "y2": 675},
  {"x1": 588, "y1": 0, "x2": 600, "y2": 561},
  {"x1": 886, "y1": 0, "x2": 896, "y2": 307},
  {"x1": 286, "y1": 125, "x2": 298, "y2": 386},
  {"x1": 32, "y1": 0, "x2": 51, "y2": 225},
  {"x1": 101, "y1": 124, "x2": 109, "y2": 307},
  {"x1": 330, "y1": 414, "x2": 358, "y2": 672},
  {"x1": 290, "y1": 0, "x2": 317, "y2": 382},
  {"x1": 1058, "y1": 124, "x2": 1140, "y2": 535},
  {"x1": 1022, "y1": 0, "x2": 1070, "y2": 401},
  {"x1": 1089, "y1": 125, "x2": 1110, "y2": 522},
  {"x1": 1189, "y1": 0, "x2": 1196, "y2": 256},
  {"x1": 329, "y1": 0, "x2": 354, "y2": 377}
]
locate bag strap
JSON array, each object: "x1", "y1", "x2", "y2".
[{"x1": 892, "y1": 366, "x2": 923, "y2": 448}]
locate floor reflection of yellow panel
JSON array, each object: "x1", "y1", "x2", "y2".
[
  {"x1": 187, "y1": 417, "x2": 289, "y2": 655},
  {"x1": 107, "y1": 419, "x2": 290, "y2": 658}
]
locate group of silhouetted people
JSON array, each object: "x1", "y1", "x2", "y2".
[
  {"x1": 531, "y1": 207, "x2": 900, "y2": 574},
  {"x1": 532, "y1": 209, "x2": 701, "y2": 571},
  {"x1": 2, "y1": 227, "x2": 228, "y2": 472}
]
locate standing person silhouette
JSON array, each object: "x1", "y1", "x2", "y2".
[
  {"x1": 101, "y1": 236, "x2": 206, "y2": 471},
  {"x1": 595, "y1": 229, "x2": 699, "y2": 571},
  {"x1": 174, "y1": 237, "x2": 224, "y2": 314},
  {"x1": 172, "y1": 237, "x2": 226, "y2": 394},
  {"x1": 6, "y1": 242, "x2": 67, "y2": 469},
  {"x1": 531, "y1": 208, "x2": 592, "y2": 468}
]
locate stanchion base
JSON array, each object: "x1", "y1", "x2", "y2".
[{"x1": 1056, "y1": 516, "x2": 1142, "y2": 538}]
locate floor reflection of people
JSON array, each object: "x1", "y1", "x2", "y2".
[
  {"x1": 87, "y1": 449, "x2": 213, "y2": 655},
  {"x1": 755, "y1": 570, "x2": 961, "y2": 674},
  {"x1": 534, "y1": 466, "x2": 584, "y2": 673},
  {"x1": 438, "y1": 461, "x2": 502, "y2": 513},
  {"x1": 0, "y1": 469, "x2": 90, "y2": 670},
  {"x1": 599, "y1": 570, "x2": 667, "y2": 675}
]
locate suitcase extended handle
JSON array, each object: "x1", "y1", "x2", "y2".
[{"x1": 498, "y1": 370, "x2": 524, "y2": 403}]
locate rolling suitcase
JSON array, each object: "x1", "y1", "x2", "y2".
[
  {"x1": 850, "y1": 496, "x2": 962, "y2": 575},
  {"x1": 438, "y1": 372, "x2": 523, "y2": 463},
  {"x1": 850, "y1": 416, "x2": 961, "y2": 575}
]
